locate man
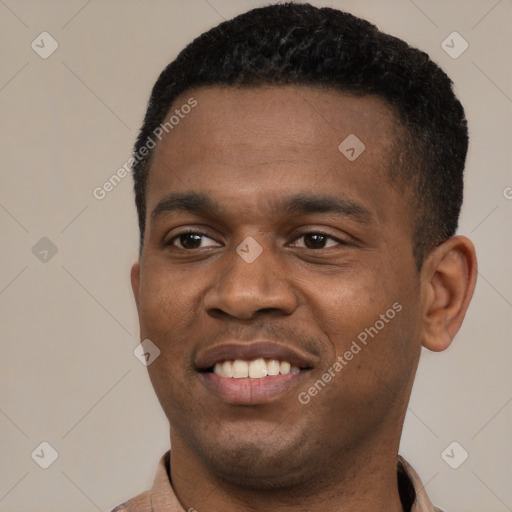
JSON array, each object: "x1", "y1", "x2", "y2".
[{"x1": 116, "y1": 3, "x2": 477, "y2": 511}]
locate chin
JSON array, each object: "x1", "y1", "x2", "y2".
[
  {"x1": 189, "y1": 423, "x2": 317, "y2": 489},
  {"x1": 204, "y1": 446, "x2": 309, "y2": 489}
]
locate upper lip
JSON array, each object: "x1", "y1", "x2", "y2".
[{"x1": 195, "y1": 341, "x2": 317, "y2": 370}]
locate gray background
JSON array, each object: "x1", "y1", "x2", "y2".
[{"x1": 0, "y1": 1, "x2": 511, "y2": 511}]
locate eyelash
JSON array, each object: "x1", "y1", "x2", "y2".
[
  {"x1": 165, "y1": 229, "x2": 348, "y2": 250},
  {"x1": 166, "y1": 229, "x2": 218, "y2": 249},
  {"x1": 292, "y1": 232, "x2": 349, "y2": 249}
]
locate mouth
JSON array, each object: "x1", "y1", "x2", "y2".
[
  {"x1": 207, "y1": 358, "x2": 302, "y2": 378},
  {"x1": 196, "y1": 342, "x2": 316, "y2": 405}
]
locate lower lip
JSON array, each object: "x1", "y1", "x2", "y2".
[{"x1": 200, "y1": 371, "x2": 306, "y2": 405}]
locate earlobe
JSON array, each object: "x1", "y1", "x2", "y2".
[
  {"x1": 131, "y1": 262, "x2": 141, "y2": 312},
  {"x1": 420, "y1": 236, "x2": 477, "y2": 352}
]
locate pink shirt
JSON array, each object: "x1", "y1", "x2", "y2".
[{"x1": 112, "y1": 452, "x2": 444, "y2": 512}]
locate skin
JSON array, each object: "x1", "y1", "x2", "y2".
[{"x1": 131, "y1": 86, "x2": 477, "y2": 512}]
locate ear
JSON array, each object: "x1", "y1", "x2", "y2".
[
  {"x1": 131, "y1": 261, "x2": 141, "y2": 313},
  {"x1": 420, "y1": 235, "x2": 477, "y2": 352}
]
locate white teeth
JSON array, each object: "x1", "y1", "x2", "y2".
[
  {"x1": 212, "y1": 358, "x2": 301, "y2": 378},
  {"x1": 248, "y1": 358, "x2": 267, "y2": 378},
  {"x1": 214, "y1": 362, "x2": 223, "y2": 376},
  {"x1": 280, "y1": 361, "x2": 291, "y2": 375},
  {"x1": 232, "y1": 360, "x2": 249, "y2": 378},
  {"x1": 222, "y1": 360, "x2": 233, "y2": 378},
  {"x1": 267, "y1": 359, "x2": 280, "y2": 376}
]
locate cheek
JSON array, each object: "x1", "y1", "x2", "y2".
[
  {"x1": 139, "y1": 268, "x2": 202, "y2": 412},
  {"x1": 308, "y1": 270, "x2": 388, "y2": 344},
  {"x1": 139, "y1": 265, "x2": 194, "y2": 329},
  {"x1": 137, "y1": 266, "x2": 202, "y2": 373},
  {"x1": 309, "y1": 289, "x2": 419, "y2": 432},
  {"x1": 309, "y1": 268, "x2": 418, "y2": 379}
]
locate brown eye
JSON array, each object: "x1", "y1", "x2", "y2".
[
  {"x1": 177, "y1": 233, "x2": 203, "y2": 249},
  {"x1": 291, "y1": 232, "x2": 342, "y2": 249},
  {"x1": 168, "y1": 232, "x2": 220, "y2": 249},
  {"x1": 303, "y1": 234, "x2": 329, "y2": 249}
]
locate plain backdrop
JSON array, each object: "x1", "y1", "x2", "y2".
[{"x1": 1, "y1": 1, "x2": 511, "y2": 511}]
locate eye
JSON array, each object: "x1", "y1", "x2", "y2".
[
  {"x1": 290, "y1": 232, "x2": 344, "y2": 249},
  {"x1": 167, "y1": 231, "x2": 220, "y2": 250}
]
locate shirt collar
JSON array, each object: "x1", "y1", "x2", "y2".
[{"x1": 398, "y1": 456, "x2": 443, "y2": 512}]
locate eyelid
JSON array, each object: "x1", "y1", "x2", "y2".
[
  {"x1": 288, "y1": 230, "x2": 351, "y2": 247},
  {"x1": 164, "y1": 228, "x2": 221, "y2": 248}
]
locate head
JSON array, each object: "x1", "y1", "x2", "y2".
[{"x1": 130, "y1": 2, "x2": 476, "y2": 492}]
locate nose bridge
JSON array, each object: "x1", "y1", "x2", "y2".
[{"x1": 204, "y1": 237, "x2": 297, "y2": 318}]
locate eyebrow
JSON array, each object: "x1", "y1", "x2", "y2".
[
  {"x1": 150, "y1": 192, "x2": 372, "y2": 223},
  {"x1": 278, "y1": 193, "x2": 372, "y2": 222},
  {"x1": 151, "y1": 192, "x2": 219, "y2": 220}
]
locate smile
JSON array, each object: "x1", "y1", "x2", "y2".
[
  {"x1": 196, "y1": 341, "x2": 316, "y2": 404},
  {"x1": 212, "y1": 358, "x2": 301, "y2": 379}
]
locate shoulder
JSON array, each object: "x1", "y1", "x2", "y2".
[{"x1": 109, "y1": 489, "x2": 153, "y2": 512}]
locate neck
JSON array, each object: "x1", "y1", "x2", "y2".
[{"x1": 169, "y1": 432, "x2": 406, "y2": 512}]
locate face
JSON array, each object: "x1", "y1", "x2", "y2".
[{"x1": 132, "y1": 86, "x2": 425, "y2": 487}]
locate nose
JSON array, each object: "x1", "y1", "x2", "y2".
[{"x1": 203, "y1": 241, "x2": 298, "y2": 320}]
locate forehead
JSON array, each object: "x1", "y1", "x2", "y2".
[
  {"x1": 147, "y1": 85, "x2": 407, "y2": 226},
  {"x1": 155, "y1": 85, "x2": 398, "y2": 163}
]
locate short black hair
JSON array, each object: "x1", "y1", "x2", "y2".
[{"x1": 132, "y1": 2, "x2": 468, "y2": 268}]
